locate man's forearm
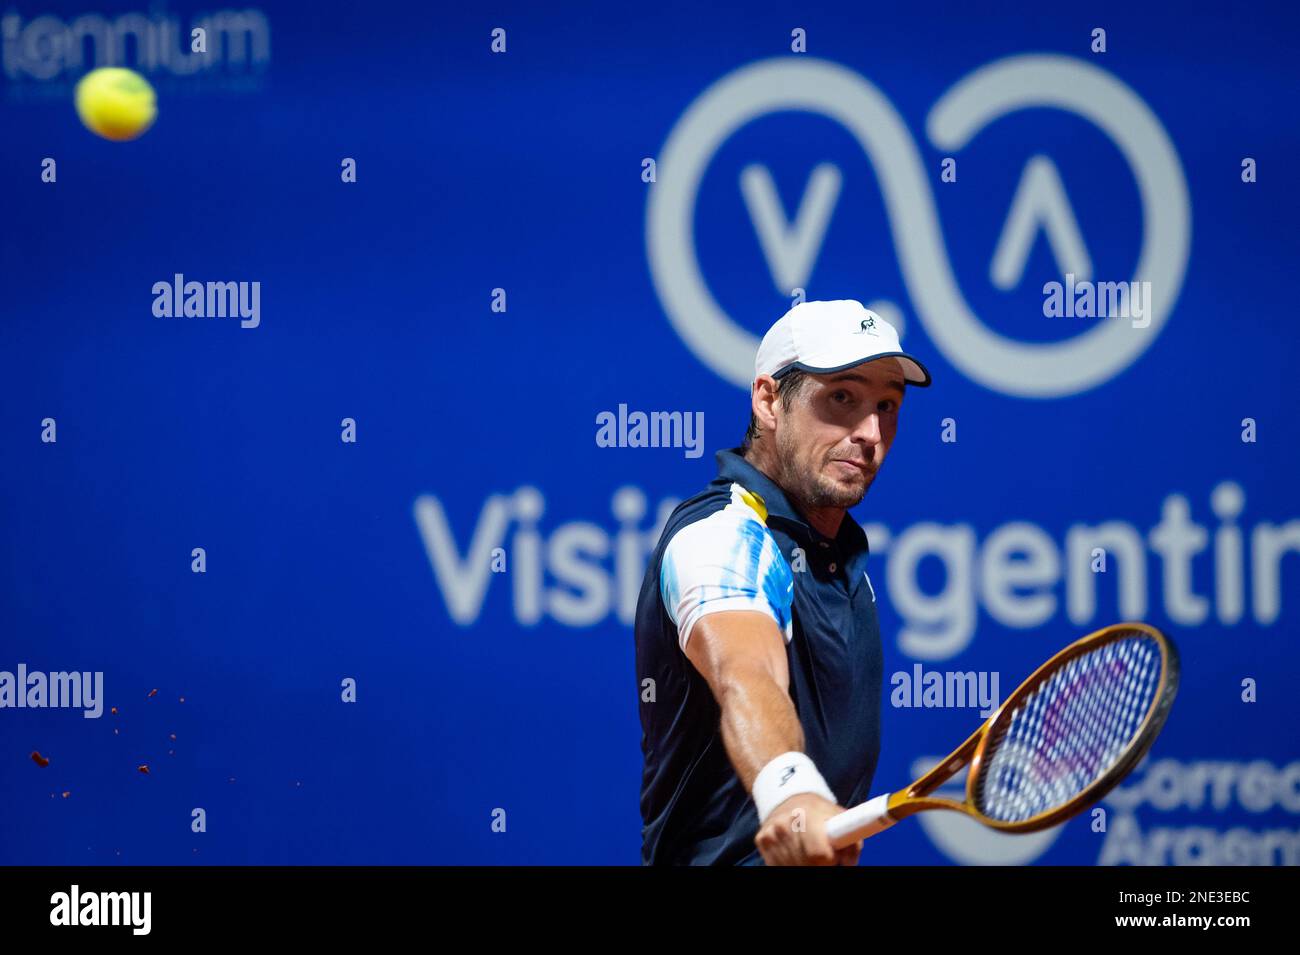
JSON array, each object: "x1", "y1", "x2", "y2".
[{"x1": 715, "y1": 669, "x2": 806, "y2": 793}]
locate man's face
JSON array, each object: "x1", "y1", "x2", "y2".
[{"x1": 770, "y1": 360, "x2": 905, "y2": 511}]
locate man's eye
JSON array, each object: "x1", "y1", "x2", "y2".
[
  {"x1": 878, "y1": 400, "x2": 897, "y2": 413},
  {"x1": 831, "y1": 391, "x2": 852, "y2": 404}
]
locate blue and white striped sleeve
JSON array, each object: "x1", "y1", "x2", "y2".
[{"x1": 659, "y1": 485, "x2": 794, "y2": 652}]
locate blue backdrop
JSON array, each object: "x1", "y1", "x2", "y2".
[{"x1": 2, "y1": 0, "x2": 1297, "y2": 865}]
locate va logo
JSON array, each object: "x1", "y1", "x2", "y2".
[{"x1": 646, "y1": 55, "x2": 1191, "y2": 398}]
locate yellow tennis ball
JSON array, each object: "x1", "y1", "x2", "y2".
[{"x1": 74, "y1": 67, "x2": 157, "y2": 142}]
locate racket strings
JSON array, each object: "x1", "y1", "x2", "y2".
[{"x1": 975, "y1": 633, "x2": 1162, "y2": 822}]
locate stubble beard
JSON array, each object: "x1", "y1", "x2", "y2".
[{"x1": 774, "y1": 429, "x2": 874, "y2": 512}]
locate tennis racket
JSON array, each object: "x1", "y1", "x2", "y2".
[{"x1": 826, "y1": 622, "x2": 1179, "y2": 848}]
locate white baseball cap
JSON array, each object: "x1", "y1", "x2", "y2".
[{"x1": 754, "y1": 300, "x2": 931, "y2": 387}]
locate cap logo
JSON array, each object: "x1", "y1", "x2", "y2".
[{"x1": 856, "y1": 316, "x2": 878, "y2": 335}]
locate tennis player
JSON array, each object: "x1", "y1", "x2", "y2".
[{"x1": 635, "y1": 299, "x2": 932, "y2": 865}]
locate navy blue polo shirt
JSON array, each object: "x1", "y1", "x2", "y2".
[{"x1": 635, "y1": 448, "x2": 883, "y2": 865}]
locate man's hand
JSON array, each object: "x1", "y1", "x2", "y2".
[{"x1": 755, "y1": 792, "x2": 863, "y2": 866}]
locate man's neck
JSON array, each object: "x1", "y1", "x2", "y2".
[
  {"x1": 799, "y1": 504, "x2": 847, "y2": 540},
  {"x1": 742, "y1": 446, "x2": 846, "y2": 540}
]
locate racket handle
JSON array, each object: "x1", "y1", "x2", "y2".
[{"x1": 826, "y1": 794, "x2": 897, "y2": 848}]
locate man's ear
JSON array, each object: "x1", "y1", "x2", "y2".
[{"x1": 752, "y1": 375, "x2": 779, "y2": 432}]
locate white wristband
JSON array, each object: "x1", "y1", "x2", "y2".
[{"x1": 751, "y1": 751, "x2": 837, "y2": 824}]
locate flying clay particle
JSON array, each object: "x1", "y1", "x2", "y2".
[{"x1": 30, "y1": 751, "x2": 50, "y2": 767}]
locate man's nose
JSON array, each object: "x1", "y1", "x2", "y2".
[{"x1": 852, "y1": 412, "x2": 882, "y2": 445}]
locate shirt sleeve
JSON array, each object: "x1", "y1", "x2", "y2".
[{"x1": 659, "y1": 497, "x2": 794, "y2": 652}]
